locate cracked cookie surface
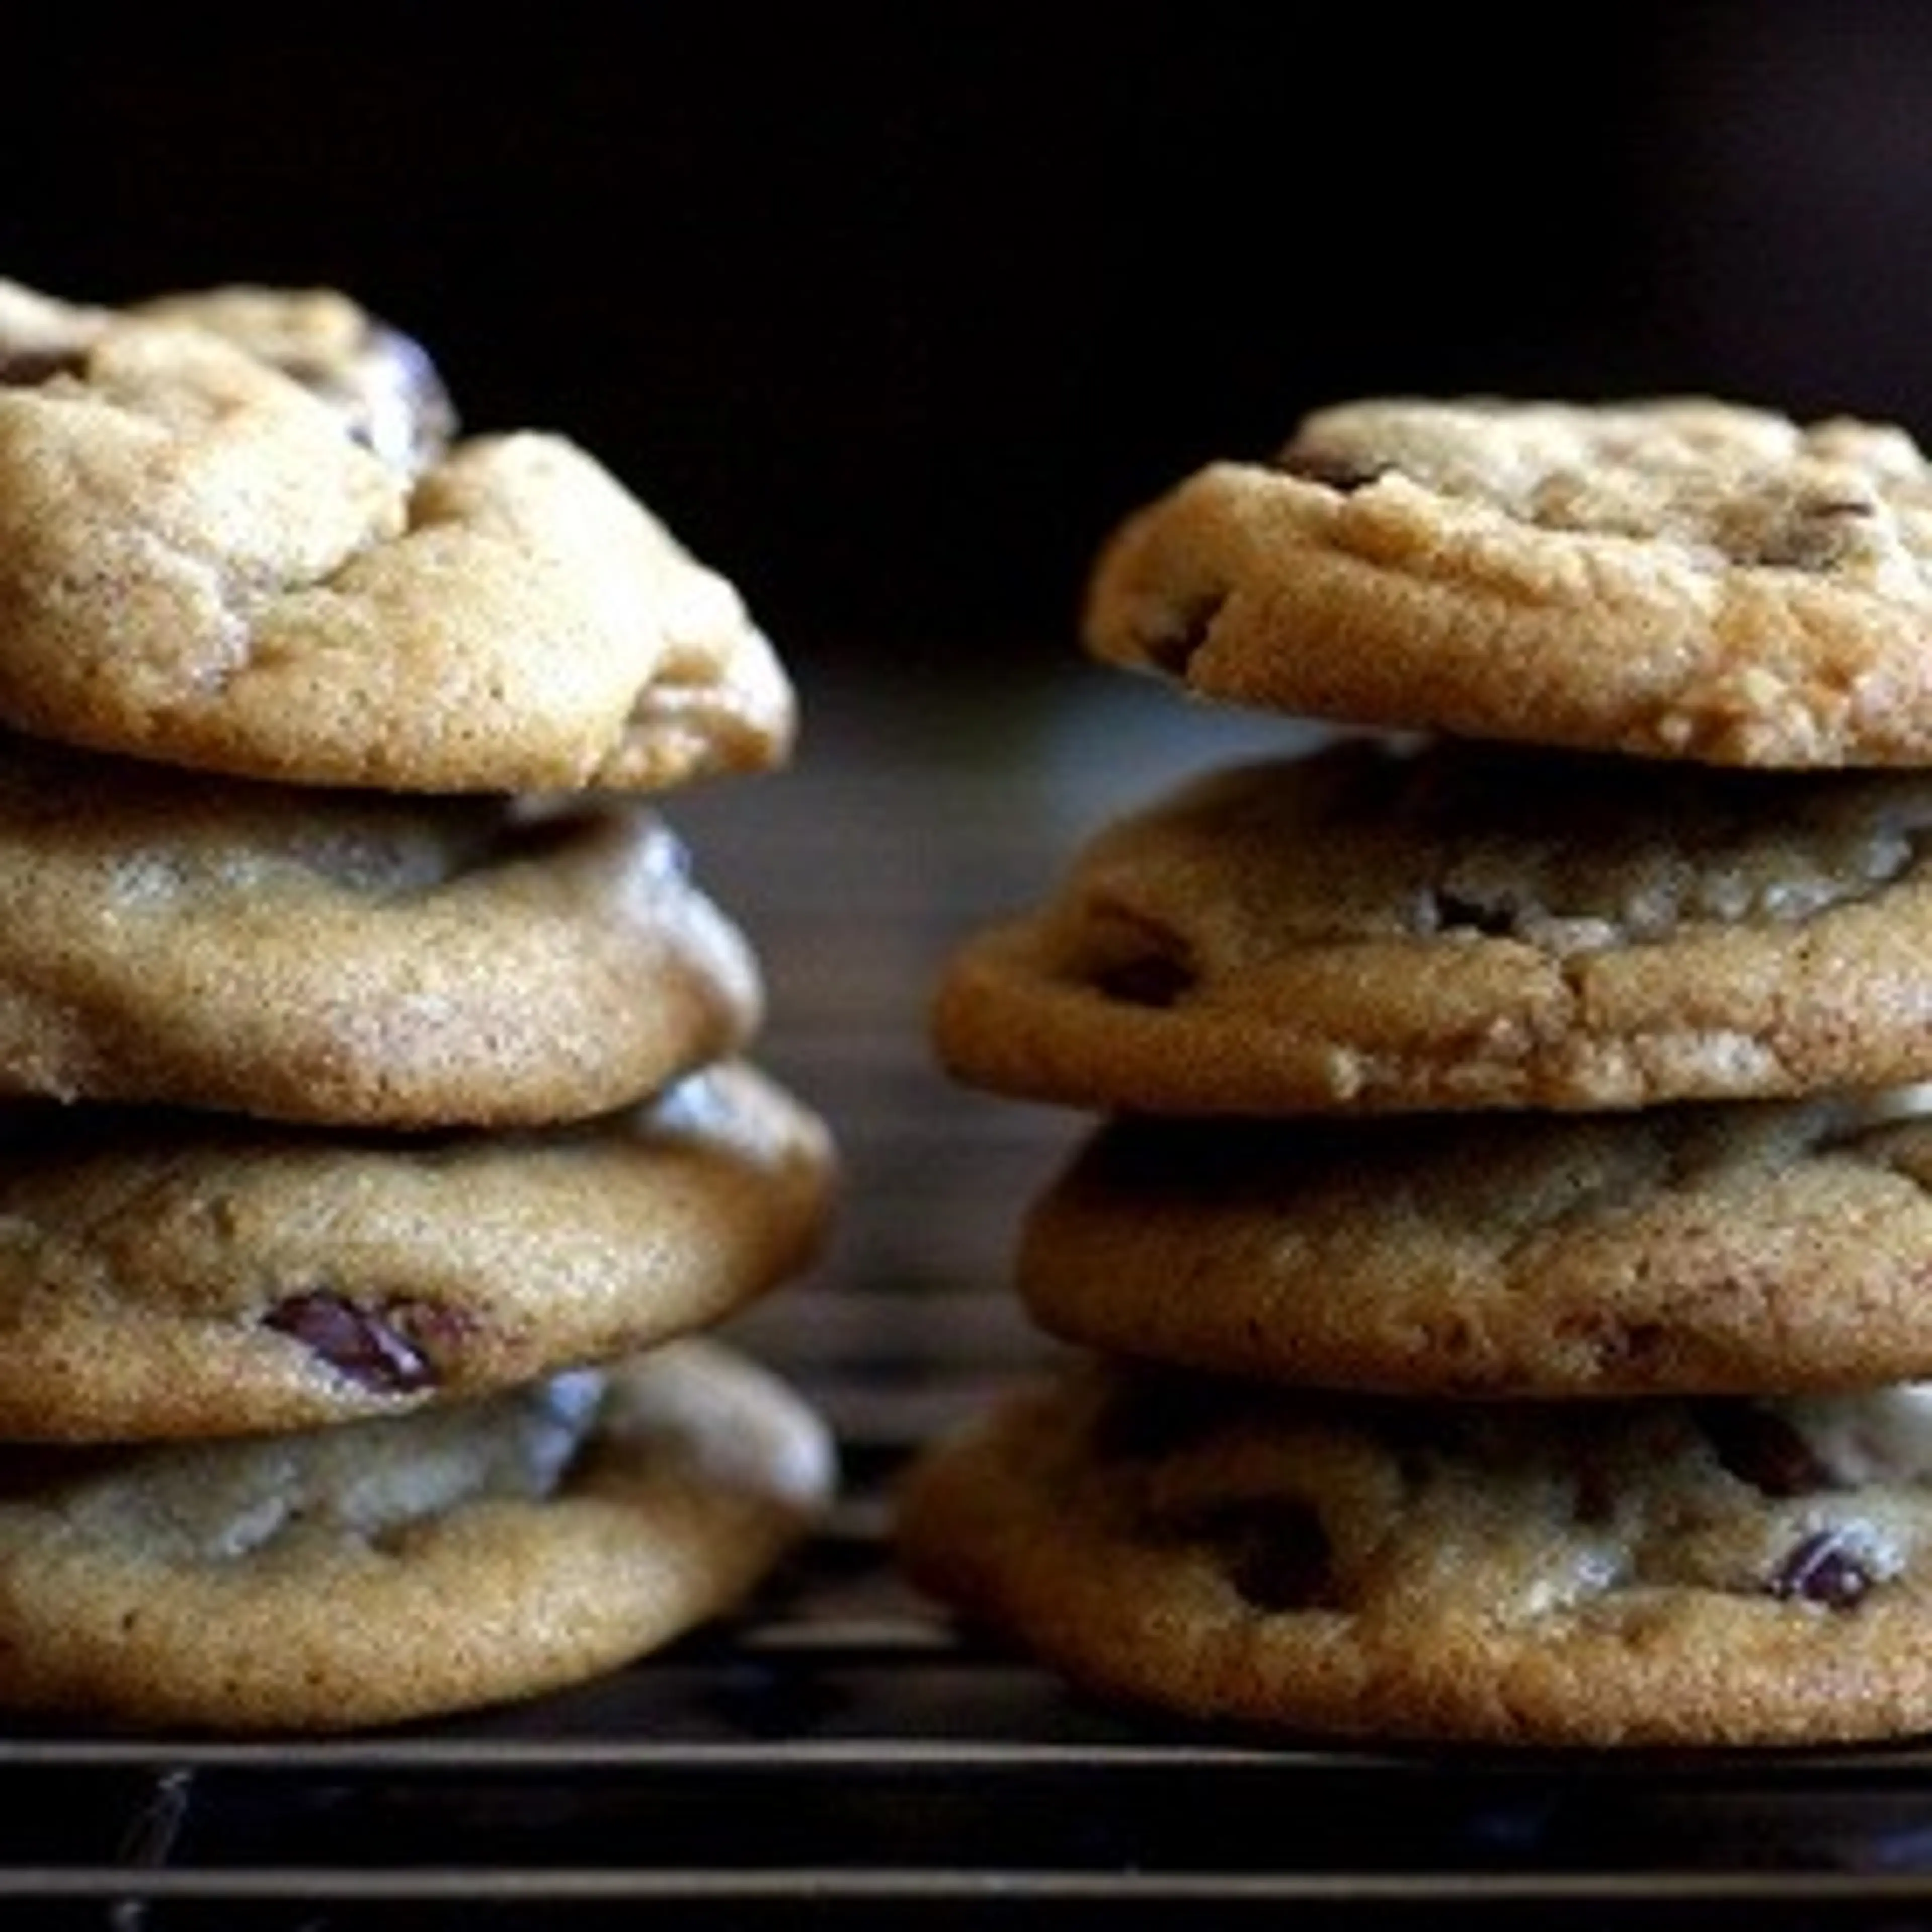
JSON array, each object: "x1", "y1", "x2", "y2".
[
  {"x1": 896, "y1": 1355, "x2": 1932, "y2": 1745},
  {"x1": 119, "y1": 282, "x2": 458, "y2": 471},
  {"x1": 0, "y1": 1061, "x2": 833, "y2": 1439},
  {"x1": 1084, "y1": 394, "x2": 1932, "y2": 767},
  {"x1": 0, "y1": 280, "x2": 455, "y2": 473},
  {"x1": 0, "y1": 1338, "x2": 835, "y2": 1731},
  {"x1": 931, "y1": 734, "x2": 1932, "y2": 1113},
  {"x1": 1019, "y1": 1091, "x2": 1932, "y2": 1397},
  {"x1": 0, "y1": 278, "x2": 792, "y2": 791},
  {"x1": 0, "y1": 729, "x2": 762, "y2": 1126}
]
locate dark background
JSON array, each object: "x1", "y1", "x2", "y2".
[{"x1": 8, "y1": 5, "x2": 1932, "y2": 676}]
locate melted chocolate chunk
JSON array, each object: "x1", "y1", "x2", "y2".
[
  {"x1": 1086, "y1": 908, "x2": 1198, "y2": 1010},
  {"x1": 0, "y1": 347, "x2": 86, "y2": 387},
  {"x1": 1274, "y1": 447, "x2": 1389, "y2": 493},
  {"x1": 1093, "y1": 949, "x2": 1195, "y2": 1008},
  {"x1": 264, "y1": 1289, "x2": 437, "y2": 1394},
  {"x1": 1176, "y1": 1497, "x2": 1337, "y2": 1612},
  {"x1": 1770, "y1": 1528, "x2": 1875, "y2": 1609}
]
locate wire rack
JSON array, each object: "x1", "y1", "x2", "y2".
[{"x1": 9, "y1": 666, "x2": 1932, "y2": 1927}]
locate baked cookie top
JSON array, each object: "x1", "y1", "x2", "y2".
[
  {"x1": 1020, "y1": 1093, "x2": 1932, "y2": 1398},
  {"x1": 0, "y1": 730, "x2": 762, "y2": 1126},
  {"x1": 0, "y1": 1060, "x2": 833, "y2": 1440},
  {"x1": 124, "y1": 282, "x2": 458, "y2": 471},
  {"x1": 0, "y1": 1338, "x2": 834, "y2": 1732},
  {"x1": 1084, "y1": 394, "x2": 1932, "y2": 767},
  {"x1": 0, "y1": 278, "x2": 792, "y2": 791},
  {"x1": 932, "y1": 733, "x2": 1932, "y2": 1114},
  {"x1": 896, "y1": 1355, "x2": 1932, "y2": 1747}
]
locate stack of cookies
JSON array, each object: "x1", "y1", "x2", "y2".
[
  {"x1": 901, "y1": 395, "x2": 1932, "y2": 1749},
  {"x1": 0, "y1": 279, "x2": 836, "y2": 1732}
]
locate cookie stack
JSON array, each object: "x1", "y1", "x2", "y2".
[
  {"x1": 901, "y1": 395, "x2": 1932, "y2": 1748},
  {"x1": 0, "y1": 279, "x2": 836, "y2": 1732}
]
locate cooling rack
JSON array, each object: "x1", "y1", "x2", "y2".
[{"x1": 8, "y1": 664, "x2": 1932, "y2": 1927}]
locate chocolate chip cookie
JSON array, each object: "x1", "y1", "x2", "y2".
[
  {"x1": 1084, "y1": 394, "x2": 1932, "y2": 766},
  {"x1": 0, "y1": 1060, "x2": 833, "y2": 1440},
  {"x1": 896, "y1": 1354, "x2": 1932, "y2": 1747},
  {"x1": 0, "y1": 729, "x2": 761, "y2": 1126},
  {"x1": 0, "y1": 277, "x2": 792, "y2": 792},
  {"x1": 932, "y1": 734, "x2": 1932, "y2": 1114},
  {"x1": 1019, "y1": 1091, "x2": 1932, "y2": 1398},
  {"x1": 0, "y1": 1338, "x2": 834, "y2": 1731}
]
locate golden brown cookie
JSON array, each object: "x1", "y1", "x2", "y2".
[
  {"x1": 896, "y1": 1354, "x2": 1932, "y2": 1747},
  {"x1": 932, "y1": 734, "x2": 1932, "y2": 1115},
  {"x1": 0, "y1": 730, "x2": 761, "y2": 1126},
  {"x1": 0, "y1": 1338, "x2": 835, "y2": 1732},
  {"x1": 0, "y1": 1060, "x2": 833, "y2": 1439},
  {"x1": 1018, "y1": 1092, "x2": 1932, "y2": 1398},
  {"x1": 0, "y1": 277, "x2": 792, "y2": 791},
  {"x1": 1084, "y1": 394, "x2": 1932, "y2": 767}
]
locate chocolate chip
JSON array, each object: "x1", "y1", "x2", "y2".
[
  {"x1": 1430, "y1": 888, "x2": 1519, "y2": 938},
  {"x1": 1769, "y1": 1528, "x2": 1875, "y2": 1609},
  {"x1": 1274, "y1": 447, "x2": 1388, "y2": 493},
  {"x1": 1093, "y1": 949, "x2": 1195, "y2": 1008},
  {"x1": 1177, "y1": 1497, "x2": 1338, "y2": 1612},
  {"x1": 0, "y1": 347, "x2": 86, "y2": 387},
  {"x1": 1754, "y1": 495, "x2": 1879, "y2": 571},
  {"x1": 1085, "y1": 907, "x2": 1197, "y2": 1009},
  {"x1": 1695, "y1": 1401, "x2": 1836, "y2": 1498},
  {"x1": 1139, "y1": 590, "x2": 1224, "y2": 678},
  {"x1": 264, "y1": 1289, "x2": 437, "y2": 1394}
]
